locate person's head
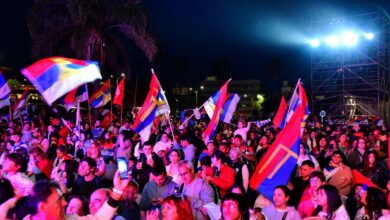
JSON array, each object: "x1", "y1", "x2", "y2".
[
  {"x1": 316, "y1": 185, "x2": 342, "y2": 219},
  {"x1": 123, "y1": 181, "x2": 139, "y2": 202},
  {"x1": 331, "y1": 150, "x2": 345, "y2": 165},
  {"x1": 219, "y1": 143, "x2": 230, "y2": 155},
  {"x1": 178, "y1": 160, "x2": 195, "y2": 185},
  {"x1": 211, "y1": 150, "x2": 227, "y2": 167},
  {"x1": 161, "y1": 133, "x2": 170, "y2": 143},
  {"x1": 207, "y1": 141, "x2": 217, "y2": 153},
  {"x1": 78, "y1": 157, "x2": 96, "y2": 177},
  {"x1": 33, "y1": 128, "x2": 44, "y2": 139},
  {"x1": 88, "y1": 142, "x2": 101, "y2": 159},
  {"x1": 89, "y1": 188, "x2": 110, "y2": 215},
  {"x1": 142, "y1": 141, "x2": 154, "y2": 156},
  {"x1": 221, "y1": 193, "x2": 248, "y2": 220},
  {"x1": 357, "y1": 138, "x2": 366, "y2": 150},
  {"x1": 66, "y1": 196, "x2": 86, "y2": 216},
  {"x1": 94, "y1": 120, "x2": 101, "y2": 127},
  {"x1": 259, "y1": 135, "x2": 268, "y2": 145},
  {"x1": 30, "y1": 181, "x2": 67, "y2": 218},
  {"x1": 161, "y1": 195, "x2": 194, "y2": 220},
  {"x1": 56, "y1": 145, "x2": 67, "y2": 159},
  {"x1": 229, "y1": 147, "x2": 242, "y2": 163},
  {"x1": 339, "y1": 134, "x2": 347, "y2": 144},
  {"x1": 5, "y1": 140, "x2": 14, "y2": 151},
  {"x1": 3, "y1": 153, "x2": 24, "y2": 174},
  {"x1": 237, "y1": 121, "x2": 244, "y2": 129},
  {"x1": 319, "y1": 137, "x2": 327, "y2": 147},
  {"x1": 180, "y1": 136, "x2": 190, "y2": 147},
  {"x1": 361, "y1": 187, "x2": 389, "y2": 219},
  {"x1": 309, "y1": 171, "x2": 326, "y2": 192},
  {"x1": 12, "y1": 132, "x2": 22, "y2": 143},
  {"x1": 233, "y1": 135, "x2": 243, "y2": 147},
  {"x1": 31, "y1": 147, "x2": 46, "y2": 162},
  {"x1": 273, "y1": 185, "x2": 290, "y2": 209},
  {"x1": 300, "y1": 160, "x2": 315, "y2": 179},
  {"x1": 363, "y1": 151, "x2": 377, "y2": 167},
  {"x1": 168, "y1": 149, "x2": 181, "y2": 164},
  {"x1": 0, "y1": 178, "x2": 15, "y2": 204},
  {"x1": 151, "y1": 167, "x2": 167, "y2": 187},
  {"x1": 299, "y1": 143, "x2": 309, "y2": 155}
]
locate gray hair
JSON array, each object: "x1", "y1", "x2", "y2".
[{"x1": 178, "y1": 160, "x2": 194, "y2": 173}]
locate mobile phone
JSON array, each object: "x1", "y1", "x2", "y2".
[{"x1": 117, "y1": 157, "x2": 129, "y2": 179}]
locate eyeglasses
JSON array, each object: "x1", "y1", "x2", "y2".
[{"x1": 179, "y1": 171, "x2": 190, "y2": 177}]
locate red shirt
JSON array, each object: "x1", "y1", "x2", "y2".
[{"x1": 210, "y1": 164, "x2": 235, "y2": 198}]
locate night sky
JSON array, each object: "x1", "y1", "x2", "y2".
[{"x1": 1, "y1": 0, "x2": 390, "y2": 94}]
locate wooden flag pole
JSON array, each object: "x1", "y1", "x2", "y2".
[{"x1": 109, "y1": 79, "x2": 113, "y2": 125}]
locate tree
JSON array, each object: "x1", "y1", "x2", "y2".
[{"x1": 27, "y1": 0, "x2": 157, "y2": 77}]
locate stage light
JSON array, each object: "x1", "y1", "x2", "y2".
[
  {"x1": 309, "y1": 39, "x2": 320, "y2": 47},
  {"x1": 342, "y1": 32, "x2": 358, "y2": 47},
  {"x1": 325, "y1": 36, "x2": 340, "y2": 47},
  {"x1": 364, "y1": 32, "x2": 374, "y2": 40}
]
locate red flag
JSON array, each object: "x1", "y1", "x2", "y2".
[
  {"x1": 273, "y1": 96, "x2": 287, "y2": 128},
  {"x1": 101, "y1": 110, "x2": 117, "y2": 129},
  {"x1": 352, "y1": 170, "x2": 383, "y2": 191},
  {"x1": 113, "y1": 79, "x2": 125, "y2": 106}
]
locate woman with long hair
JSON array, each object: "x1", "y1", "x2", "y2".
[
  {"x1": 358, "y1": 151, "x2": 387, "y2": 189},
  {"x1": 355, "y1": 187, "x2": 390, "y2": 219},
  {"x1": 310, "y1": 184, "x2": 349, "y2": 220},
  {"x1": 165, "y1": 149, "x2": 182, "y2": 184},
  {"x1": 87, "y1": 141, "x2": 106, "y2": 177}
]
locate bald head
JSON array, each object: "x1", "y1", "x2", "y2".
[{"x1": 89, "y1": 188, "x2": 110, "y2": 215}]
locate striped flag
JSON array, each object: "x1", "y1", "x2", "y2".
[
  {"x1": 89, "y1": 80, "x2": 111, "y2": 108},
  {"x1": 61, "y1": 84, "x2": 88, "y2": 111},
  {"x1": 13, "y1": 87, "x2": 30, "y2": 118},
  {"x1": 21, "y1": 57, "x2": 102, "y2": 105}
]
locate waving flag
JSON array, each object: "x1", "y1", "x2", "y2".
[
  {"x1": 282, "y1": 80, "x2": 310, "y2": 128},
  {"x1": 204, "y1": 92, "x2": 239, "y2": 123},
  {"x1": 89, "y1": 80, "x2": 111, "y2": 108},
  {"x1": 273, "y1": 96, "x2": 287, "y2": 128},
  {"x1": 13, "y1": 87, "x2": 30, "y2": 118},
  {"x1": 132, "y1": 70, "x2": 170, "y2": 141},
  {"x1": 0, "y1": 72, "x2": 10, "y2": 99},
  {"x1": 203, "y1": 80, "x2": 230, "y2": 143},
  {"x1": 250, "y1": 82, "x2": 308, "y2": 201},
  {"x1": 21, "y1": 57, "x2": 102, "y2": 105},
  {"x1": 0, "y1": 95, "x2": 10, "y2": 109},
  {"x1": 113, "y1": 78, "x2": 125, "y2": 106},
  {"x1": 61, "y1": 84, "x2": 88, "y2": 111}
]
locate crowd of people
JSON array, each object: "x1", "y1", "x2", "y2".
[{"x1": 0, "y1": 110, "x2": 390, "y2": 220}]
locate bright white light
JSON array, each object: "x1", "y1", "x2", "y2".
[
  {"x1": 309, "y1": 39, "x2": 320, "y2": 47},
  {"x1": 342, "y1": 32, "x2": 358, "y2": 47},
  {"x1": 325, "y1": 36, "x2": 340, "y2": 47},
  {"x1": 364, "y1": 33, "x2": 374, "y2": 40}
]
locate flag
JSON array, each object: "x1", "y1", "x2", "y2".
[
  {"x1": 0, "y1": 94, "x2": 10, "y2": 109},
  {"x1": 352, "y1": 170, "x2": 383, "y2": 191},
  {"x1": 273, "y1": 96, "x2": 287, "y2": 128},
  {"x1": 113, "y1": 78, "x2": 125, "y2": 106},
  {"x1": 21, "y1": 57, "x2": 102, "y2": 105},
  {"x1": 89, "y1": 80, "x2": 111, "y2": 108},
  {"x1": 249, "y1": 92, "x2": 305, "y2": 201},
  {"x1": 204, "y1": 92, "x2": 240, "y2": 123},
  {"x1": 61, "y1": 84, "x2": 88, "y2": 111},
  {"x1": 283, "y1": 80, "x2": 310, "y2": 129},
  {"x1": 13, "y1": 87, "x2": 30, "y2": 118},
  {"x1": 101, "y1": 110, "x2": 117, "y2": 130},
  {"x1": 0, "y1": 72, "x2": 10, "y2": 99},
  {"x1": 203, "y1": 80, "x2": 229, "y2": 143},
  {"x1": 132, "y1": 70, "x2": 170, "y2": 141},
  {"x1": 74, "y1": 101, "x2": 81, "y2": 139},
  {"x1": 220, "y1": 93, "x2": 240, "y2": 123},
  {"x1": 254, "y1": 119, "x2": 272, "y2": 127}
]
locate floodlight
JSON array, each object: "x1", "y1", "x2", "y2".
[
  {"x1": 342, "y1": 32, "x2": 358, "y2": 47},
  {"x1": 325, "y1": 36, "x2": 340, "y2": 47},
  {"x1": 309, "y1": 39, "x2": 320, "y2": 47},
  {"x1": 364, "y1": 32, "x2": 374, "y2": 40}
]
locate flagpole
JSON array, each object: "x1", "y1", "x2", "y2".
[
  {"x1": 133, "y1": 72, "x2": 138, "y2": 108},
  {"x1": 87, "y1": 84, "x2": 92, "y2": 129},
  {"x1": 120, "y1": 76, "x2": 124, "y2": 125},
  {"x1": 109, "y1": 79, "x2": 113, "y2": 125},
  {"x1": 165, "y1": 112, "x2": 177, "y2": 145}
]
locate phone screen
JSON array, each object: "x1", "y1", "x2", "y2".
[{"x1": 117, "y1": 157, "x2": 129, "y2": 179}]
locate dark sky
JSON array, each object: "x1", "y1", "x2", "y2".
[{"x1": 1, "y1": 0, "x2": 390, "y2": 94}]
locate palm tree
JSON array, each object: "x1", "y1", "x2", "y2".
[{"x1": 27, "y1": 0, "x2": 157, "y2": 77}]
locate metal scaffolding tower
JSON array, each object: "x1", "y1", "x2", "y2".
[{"x1": 311, "y1": 11, "x2": 390, "y2": 119}]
